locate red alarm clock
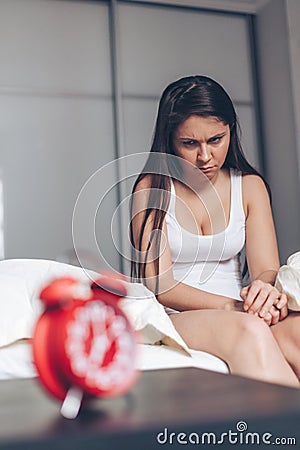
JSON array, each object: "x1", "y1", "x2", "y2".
[{"x1": 32, "y1": 273, "x2": 139, "y2": 419}]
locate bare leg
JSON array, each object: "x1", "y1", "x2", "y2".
[
  {"x1": 271, "y1": 312, "x2": 300, "y2": 379},
  {"x1": 170, "y1": 309, "x2": 299, "y2": 388}
]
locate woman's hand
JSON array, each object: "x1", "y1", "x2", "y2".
[{"x1": 240, "y1": 280, "x2": 288, "y2": 325}]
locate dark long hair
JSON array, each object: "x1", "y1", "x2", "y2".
[{"x1": 130, "y1": 75, "x2": 269, "y2": 289}]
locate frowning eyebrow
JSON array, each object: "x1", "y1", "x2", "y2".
[{"x1": 177, "y1": 132, "x2": 227, "y2": 141}]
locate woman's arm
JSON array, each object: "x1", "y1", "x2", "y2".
[
  {"x1": 131, "y1": 178, "x2": 242, "y2": 312},
  {"x1": 241, "y1": 175, "x2": 288, "y2": 322}
]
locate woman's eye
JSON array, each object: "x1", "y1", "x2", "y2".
[
  {"x1": 183, "y1": 140, "x2": 196, "y2": 147},
  {"x1": 209, "y1": 136, "x2": 222, "y2": 144}
]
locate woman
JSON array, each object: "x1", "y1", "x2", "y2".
[{"x1": 130, "y1": 75, "x2": 300, "y2": 387}]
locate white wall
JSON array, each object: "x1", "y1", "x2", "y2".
[
  {"x1": 286, "y1": 0, "x2": 300, "y2": 181},
  {"x1": 256, "y1": 0, "x2": 300, "y2": 262}
]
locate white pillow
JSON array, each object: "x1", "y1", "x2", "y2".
[
  {"x1": 0, "y1": 273, "x2": 34, "y2": 347},
  {"x1": 275, "y1": 251, "x2": 300, "y2": 311},
  {"x1": 0, "y1": 258, "x2": 98, "y2": 347}
]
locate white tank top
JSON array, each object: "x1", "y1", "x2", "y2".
[{"x1": 166, "y1": 169, "x2": 246, "y2": 302}]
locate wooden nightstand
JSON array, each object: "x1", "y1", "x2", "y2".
[{"x1": 0, "y1": 368, "x2": 299, "y2": 449}]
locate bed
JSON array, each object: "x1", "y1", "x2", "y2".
[{"x1": 0, "y1": 258, "x2": 228, "y2": 381}]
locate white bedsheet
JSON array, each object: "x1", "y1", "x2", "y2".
[
  {"x1": 0, "y1": 340, "x2": 228, "y2": 381},
  {"x1": 137, "y1": 344, "x2": 228, "y2": 372}
]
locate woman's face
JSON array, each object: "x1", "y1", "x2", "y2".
[{"x1": 172, "y1": 115, "x2": 230, "y2": 183}]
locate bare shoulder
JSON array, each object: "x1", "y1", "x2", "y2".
[
  {"x1": 242, "y1": 173, "x2": 267, "y2": 193},
  {"x1": 242, "y1": 174, "x2": 270, "y2": 216},
  {"x1": 134, "y1": 175, "x2": 152, "y2": 192},
  {"x1": 132, "y1": 175, "x2": 154, "y2": 220}
]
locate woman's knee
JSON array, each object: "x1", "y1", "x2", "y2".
[
  {"x1": 238, "y1": 313, "x2": 269, "y2": 336},
  {"x1": 230, "y1": 314, "x2": 274, "y2": 360}
]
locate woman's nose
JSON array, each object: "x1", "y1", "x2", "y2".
[{"x1": 197, "y1": 144, "x2": 211, "y2": 163}]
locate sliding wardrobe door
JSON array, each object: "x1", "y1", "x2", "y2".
[{"x1": 0, "y1": 0, "x2": 119, "y2": 270}]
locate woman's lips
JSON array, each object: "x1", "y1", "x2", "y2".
[{"x1": 199, "y1": 166, "x2": 214, "y2": 172}]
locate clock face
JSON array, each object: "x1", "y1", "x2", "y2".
[{"x1": 62, "y1": 299, "x2": 138, "y2": 397}]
